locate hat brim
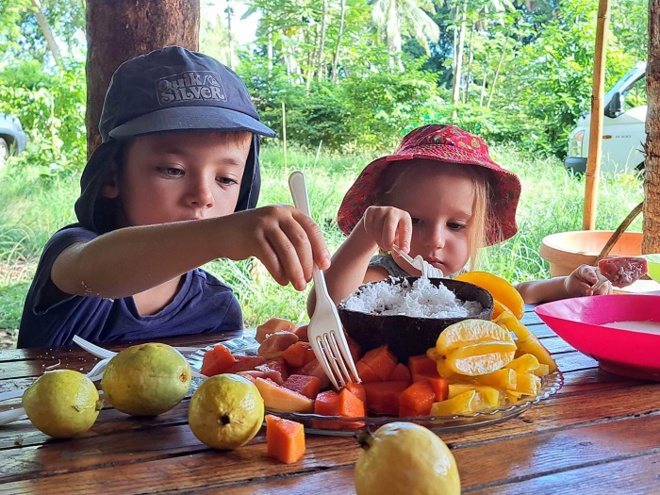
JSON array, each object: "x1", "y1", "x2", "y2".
[
  {"x1": 108, "y1": 106, "x2": 276, "y2": 139},
  {"x1": 336, "y1": 152, "x2": 521, "y2": 246}
]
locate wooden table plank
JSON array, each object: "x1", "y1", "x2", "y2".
[
  {"x1": 466, "y1": 452, "x2": 660, "y2": 495},
  {"x1": 1, "y1": 311, "x2": 658, "y2": 494}
]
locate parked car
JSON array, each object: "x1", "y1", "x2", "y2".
[
  {"x1": 0, "y1": 113, "x2": 28, "y2": 168},
  {"x1": 565, "y1": 63, "x2": 647, "y2": 175}
]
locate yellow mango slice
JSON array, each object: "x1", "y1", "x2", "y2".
[
  {"x1": 475, "y1": 368, "x2": 517, "y2": 389},
  {"x1": 454, "y1": 271, "x2": 524, "y2": 319},
  {"x1": 505, "y1": 353, "x2": 540, "y2": 373},
  {"x1": 436, "y1": 319, "x2": 514, "y2": 354},
  {"x1": 533, "y1": 364, "x2": 550, "y2": 377},
  {"x1": 513, "y1": 372, "x2": 541, "y2": 395},
  {"x1": 448, "y1": 384, "x2": 501, "y2": 410},
  {"x1": 430, "y1": 390, "x2": 477, "y2": 416},
  {"x1": 494, "y1": 310, "x2": 557, "y2": 372},
  {"x1": 491, "y1": 299, "x2": 512, "y2": 320}
]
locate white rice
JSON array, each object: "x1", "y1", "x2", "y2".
[{"x1": 342, "y1": 277, "x2": 483, "y2": 318}]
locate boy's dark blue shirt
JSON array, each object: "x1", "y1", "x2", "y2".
[{"x1": 18, "y1": 225, "x2": 243, "y2": 348}]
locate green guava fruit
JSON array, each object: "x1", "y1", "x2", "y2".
[
  {"x1": 23, "y1": 369, "x2": 103, "y2": 438},
  {"x1": 101, "y1": 342, "x2": 192, "y2": 416}
]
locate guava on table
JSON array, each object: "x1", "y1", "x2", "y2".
[
  {"x1": 354, "y1": 421, "x2": 461, "y2": 495},
  {"x1": 23, "y1": 369, "x2": 103, "y2": 438},
  {"x1": 188, "y1": 373, "x2": 264, "y2": 450},
  {"x1": 101, "y1": 342, "x2": 192, "y2": 416}
]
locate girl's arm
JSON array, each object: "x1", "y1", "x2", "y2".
[
  {"x1": 52, "y1": 205, "x2": 330, "y2": 299},
  {"x1": 307, "y1": 206, "x2": 413, "y2": 315},
  {"x1": 516, "y1": 264, "x2": 611, "y2": 304}
]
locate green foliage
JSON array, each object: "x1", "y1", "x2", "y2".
[
  {"x1": 0, "y1": 59, "x2": 87, "y2": 175},
  {"x1": 499, "y1": 0, "x2": 634, "y2": 159},
  {"x1": 240, "y1": 58, "x2": 442, "y2": 151}
]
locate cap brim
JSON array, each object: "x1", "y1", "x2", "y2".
[{"x1": 108, "y1": 106, "x2": 276, "y2": 139}]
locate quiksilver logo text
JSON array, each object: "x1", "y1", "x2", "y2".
[{"x1": 156, "y1": 71, "x2": 226, "y2": 105}]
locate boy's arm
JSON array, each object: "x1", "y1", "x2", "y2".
[{"x1": 52, "y1": 205, "x2": 330, "y2": 299}]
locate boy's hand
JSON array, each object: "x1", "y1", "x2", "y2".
[
  {"x1": 564, "y1": 264, "x2": 612, "y2": 297},
  {"x1": 222, "y1": 205, "x2": 330, "y2": 291},
  {"x1": 361, "y1": 205, "x2": 413, "y2": 253}
]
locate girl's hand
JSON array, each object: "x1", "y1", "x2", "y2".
[
  {"x1": 564, "y1": 264, "x2": 612, "y2": 297},
  {"x1": 220, "y1": 205, "x2": 330, "y2": 291},
  {"x1": 361, "y1": 205, "x2": 413, "y2": 253}
]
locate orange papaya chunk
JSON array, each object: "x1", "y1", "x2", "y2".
[
  {"x1": 266, "y1": 414, "x2": 306, "y2": 464},
  {"x1": 399, "y1": 380, "x2": 436, "y2": 417},
  {"x1": 200, "y1": 344, "x2": 235, "y2": 377},
  {"x1": 362, "y1": 381, "x2": 409, "y2": 415},
  {"x1": 358, "y1": 346, "x2": 397, "y2": 381},
  {"x1": 282, "y1": 374, "x2": 322, "y2": 400}
]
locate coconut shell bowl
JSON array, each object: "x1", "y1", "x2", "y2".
[{"x1": 337, "y1": 277, "x2": 493, "y2": 363}]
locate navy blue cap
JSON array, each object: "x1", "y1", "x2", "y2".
[
  {"x1": 101, "y1": 46, "x2": 275, "y2": 140},
  {"x1": 75, "y1": 46, "x2": 274, "y2": 233}
]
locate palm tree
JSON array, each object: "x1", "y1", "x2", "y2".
[{"x1": 370, "y1": 0, "x2": 440, "y2": 70}]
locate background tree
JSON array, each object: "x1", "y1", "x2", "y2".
[
  {"x1": 371, "y1": 0, "x2": 440, "y2": 70},
  {"x1": 645, "y1": 0, "x2": 660, "y2": 253},
  {"x1": 86, "y1": 0, "x2": 200, "y2": 156}
]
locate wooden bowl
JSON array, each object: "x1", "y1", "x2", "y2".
[
  {"x1": 540, "y1": 230, "x2": 643, "y2": 277},
  {"x1": 338, "y1": 278, "x2": 493, "y2": 363}
]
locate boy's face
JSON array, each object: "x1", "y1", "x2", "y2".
[{"x1": 106, "y1": 131, "x2": 251, "y2": 227}]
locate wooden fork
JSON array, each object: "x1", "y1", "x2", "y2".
[{"x1": 288, "y1": 171, "x2": 360, "y2": 389}]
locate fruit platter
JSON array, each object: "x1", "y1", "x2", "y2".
[
  {"x1": 188, "y1": 324, "x2": 563, "y2": 435},
  {"x1": 186, "y1": 275, "x2": 560, "y2": 437}
]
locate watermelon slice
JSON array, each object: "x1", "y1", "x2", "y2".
[{"x1": 598, "y1": 257, "x2": 648, "y2": 288}]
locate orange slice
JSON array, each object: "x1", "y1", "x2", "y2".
[{"x1": 433, "y1": 320, "x2": 516, "y2": 376}]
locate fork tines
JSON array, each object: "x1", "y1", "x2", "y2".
[{"x1": 312, "y1": 331, "x2": 361, "y2": 390}]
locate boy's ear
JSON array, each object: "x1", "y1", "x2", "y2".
[{"x1": 101, "y1": 163, "x2": 120, "y2": 199}]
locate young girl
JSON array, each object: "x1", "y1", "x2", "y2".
[
  {"x1": 18, "y1": 47, "x2": 330, "y2": 348},
  {"x1": 318, "y1": 124, "x2": 611, "y2": 309}
]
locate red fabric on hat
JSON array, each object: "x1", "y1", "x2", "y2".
[{"x1": 337, "y1": 124, "x2": 521, "y2": 246}]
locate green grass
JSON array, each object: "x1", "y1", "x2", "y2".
[{"x1": 0, "y1": 143, "x2": 645, "y2": 347}]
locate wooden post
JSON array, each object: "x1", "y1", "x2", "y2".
[{"x1": 583, "y1": 0, "x2": 610, "y2": 230}]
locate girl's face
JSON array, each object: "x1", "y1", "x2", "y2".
[
  {"x1": 105, "y1": 131, "x2": 251, "y2": 227},
  {"x1": 387, "y1": 162, "x2": 476, "y2": 276}
]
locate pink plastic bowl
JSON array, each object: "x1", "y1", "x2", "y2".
[{"x1": 535, "y1": 295, "x2": 660, "y2": 381}]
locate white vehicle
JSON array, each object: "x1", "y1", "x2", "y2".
[{"x1": 565, "y1": 63, "x2": 647, "y2": 174}]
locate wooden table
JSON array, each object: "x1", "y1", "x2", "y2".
[{"x1": 1, "y1": 307, "x2": 658, "y2": 494}]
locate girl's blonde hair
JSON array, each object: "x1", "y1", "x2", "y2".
[{"x1": 374, "y1": 160, "x2": 492, "y2": 270}]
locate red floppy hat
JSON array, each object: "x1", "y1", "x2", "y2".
[{"x1": 337, "y1": 124, "x2": 521, "y2": 246}]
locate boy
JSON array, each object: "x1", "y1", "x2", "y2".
[{"x1": 19, "y1": 46, "x2": 329, "y2": 348}]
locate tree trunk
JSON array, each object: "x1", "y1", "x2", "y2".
[
  {"x1": 451, "y1": 0, "x2": 468, "y2": 118},
  {"x1": 463, "y1": 25, "x2": 474, "y2": 104},
  {"x1": 225, "y1": 4, "x2": 235, "y2": 69},
  {"x1": 31, "y1": 0, "x2": 62, "y2": 66},
  {"x1": 487, "y1": 37, "x2": 507, "y2": 108},
  {"x1": 331, "y1": 0, "x2": 346, "y2": 83},
  {"x1": 644, "y1": 0, "x2": 660, "y2": 253},
  {"x1": 86, "y1": 0, "x2": 199, "y2": 158},
  {"x1": 316, "y1": 0, "x2": 328, "y2": 81}
]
